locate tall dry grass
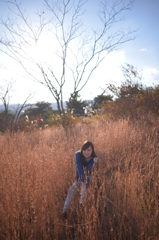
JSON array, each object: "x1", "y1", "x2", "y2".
[{"x1": 0, "y1": 117, "x2": 159, "y2": 239}]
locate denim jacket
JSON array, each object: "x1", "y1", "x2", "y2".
[{"x1": 75, "y1": 151, "x2": 97, "y2": 184}]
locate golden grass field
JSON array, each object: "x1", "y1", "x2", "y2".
[{"x1": 0, "y1": 117, "x2": 159, "y2": 239}]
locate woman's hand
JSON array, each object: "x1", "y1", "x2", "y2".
[{"x1": 93, "y1": 157, "x2": 98, "y2": 163}]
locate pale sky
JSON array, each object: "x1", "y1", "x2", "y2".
[{"x1": 0, "y1": 0, "x2": 159, "y2": 104}]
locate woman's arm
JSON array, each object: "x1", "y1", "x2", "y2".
[
  {"x1": 93, "y1": 157, "x2": 99, "y2": 170},
  {"x1": 75, "y1": 151, "x2": 85, "y2": 181}
]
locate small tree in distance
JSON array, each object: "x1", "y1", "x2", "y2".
[
  {"x1": 21, "y1": 101, "x2": 52, "y2": 118},
  {"x1": 66, "y1": 91, "x2": 86, "y2": 116},
  {"x1": 93, "y1": 93, "x2": 113, "y2": 110}
]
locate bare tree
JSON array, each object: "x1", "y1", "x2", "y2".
[
  {"x1": 0, "y1": 0, "x2": 137, "y2": 115},
  {"x1": 0, "y1": 81, "x2": 15, "y2": 130},
  {"x1": 10, "y1": 92, "x2": 35, "y2": 133},
  {"x1": 0, "y1": 81, "x2": 35, "y2": 132}
]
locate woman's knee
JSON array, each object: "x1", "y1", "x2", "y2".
[
  {"x1": 72, "y1": 181, "x2": 80, "y2": 189},
  {"x1": 67, "y1": 181, "x2": 80, "y2": 196}
]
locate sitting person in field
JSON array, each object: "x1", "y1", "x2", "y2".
[{"x1": 62, "y1": 140, "x2": 99, "y2": 217}]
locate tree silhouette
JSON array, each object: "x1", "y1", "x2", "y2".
[{"x1": 66, "y1": 91, "x2": 86, "y2": 116}]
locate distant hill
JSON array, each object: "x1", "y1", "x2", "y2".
[
  {"x1": 0, "y1": 100, "x2": 93, "y2": 114},
  {"x1": 0, "y1": 102, "x2": 65, "y2": 114}
]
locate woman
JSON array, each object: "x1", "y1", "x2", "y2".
[{"x1": 63, "y1": 141, "x2": 98, "y2": 216}]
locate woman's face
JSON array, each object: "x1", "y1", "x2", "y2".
[{"x1": 82, "y1": 146, "x2": 93, "y2": 160}]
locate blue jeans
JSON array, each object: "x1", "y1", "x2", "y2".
[{"x1": 63, "y1": 181, "x2": 87, "y2": 212}]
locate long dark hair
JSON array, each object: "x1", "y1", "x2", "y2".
[{"x1": 79, "y1": 141, "x2": 97, "y2": 167}]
